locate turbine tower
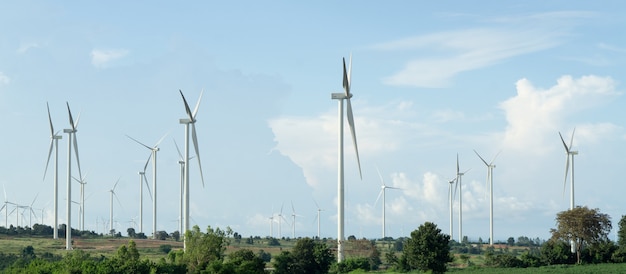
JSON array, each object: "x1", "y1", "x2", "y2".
[
  {"x1": 127, "y1": 134, "x2": 167, "y2": 239},
  {"x1": 559, "y1": 128, "x2": 578, "y2": 253},
  {"x1": 136, "y1": 154, "x2": 152, "y2": 233},
  {"x1": 108, "y1": 178, "x2": 122, "y2": 234},
  {"x1": 374, "y1": 167, "x2": 401, "y2": 239},
  {"x1": 43, "y1": 102, "x2": 62, "y2": 239},
  {"x1": 72, "y1": 174, "x2": 88, "y2": 231},
  {"x1": 290, "y1": 201, "x2": 302, "y2": 239},
  {"x1": 331, "y1": 55, "x2": 362, "y2": 262},
  {"x1": 313, "y1": 199, "x2": 324, "y2": 239},
  {"x1": 455, "y1": 154, "x2": 469, "y2": 243},
  {"x1": 63, "y1": 102, "x2": 82, "y2": 250},
  {"x1": 474, "y1": 149, "x2": 500, "y2": 245},
  {"x1": 178, "y1": 90, "x2": 205, "y2": 251},
  {"x1": 447, "y1": 177, "x2": 456, "y2": 239}
]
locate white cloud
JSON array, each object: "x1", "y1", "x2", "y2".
[
  {"x1": 91, "y1": 49, "x2": 130, "y2": 68},
  {"x1": 0, "y1": 72, "x2": 9, "y2": 85},
  {"x1": 17, "y1": 42, "x2": 40, "y2": 54},
  {"x1": 498, "y1": 75, "x2": 619, "y2": 154}
]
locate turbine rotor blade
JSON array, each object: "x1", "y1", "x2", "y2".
[
  {"x1": 126, "y1": 135, "x2": 152, "y2": 150},
  {"x1": 569, "y1": 127, "x2": 576, "y2": 149},
  {"x1": 143, "y1": 174, "x2": 153, "y2": 201},
  {"x1": 346, "y1": 98, "x2": 362, "y2": 180},
  {"x1": 43, "y1": 139, "x2": 54, "y2": 181},
  {"x1": 46, "y1": 102, "x2": 55, "y2": 135},
  {"x1": 73, "y1": 134, "x2": 82, "y2": 180},
  {"x1": 143, "y1": 154, "x2": 151, "y2": 173},
  {"x1": 113, "y1": 177, "x2": 121, "y2": 192},
  {"x1": 374, "y1": 189, "x2": 383, "y2": 207},
  {"x1": 192, "y1": 90, "x2": 203, "y2": 119},
  {"x1": 173, "y1": 139, "x2": 184, "y2": 160},
  {"x1": 376, "y1": 166, "x2": 385, "y2": 186},
  {"x1": 456, "y1": 154, "x2": 460, "y2": 175},
  {"x1": 490, "y1": 150, "x2": 502, "y2": 164},
  {"x1": 191, "y1": 123, "x2": 205, "y2": 187},
  {"x1": 559, "y1": 132, "x2": 570, "y2": 153},
  {"x1": 154, "y1": 132, "x2": 169, "y2": 148},
  {"x1": 342, "y1": 58, "x2": 350, "y2": 96},
  {"x1": 563, "y1": 155, "x2": 570, "y2": 197},
  {"x1": 473, "y1": 149, "x2": 489, "y2": 167},
  {"x1": 179, "y1": 90, "x2": 194, "y2": 121},
  {"x1": 66, "y1": 102, "x2": 75, "y2": 131}
]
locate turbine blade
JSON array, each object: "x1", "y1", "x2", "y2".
[
  {"x1": 74, "y1": 111, "x2": 81, "y2": 129},
  {"x1": 348, "y1": 54, "x2": 352, "y2": 89},
  {"x1": 113, "y1": 177, "x2": 121, "y2": 192},
  {"x1": 192, "y1": 90, "x2": 203, "y2": 119},
  {"x1": 126, "y1": 135, "x2": 152, "y2": 150},
  {"x1": 46, "y1": 102, "x2": 55, "y2": 135},
  {"x1": 43, "y1": 139, "x2": 54, "y2": 181},
  {"x1": 342, "y1": 58, "x2": 350, "y2": 96},
  {"x1": 313, "y1": 198, "x2": 320, "y2": 210},
  {"x1": 73, "y1": 134, "x2": 82, "y2": 180},
  {"x1": 31, "y1": 193, "x2": 39, "y2": 206},
  {"x1": 154, "y1": 132, "x2": 169, "y2": 148},
  {"x1": 456, "y1": 154, "x2": 460, "y2": 174},
  {"x1": 173, "y1": 139, "x2": 184, "y2": 160},
  {"x1": 179, "y1": 90, "x2": 194, "y2": 120},
  {"x1": 569, "y1": 127, "x2": 576, "y2": 149},
  {"x1": 376, "y1": 166, "x2": 385, "y2": 186},
  {"x1": 191, "y1": 123, "x2": 205, "y2": 187},
  {"x1": 453, "y1": 181, "x2": 459, "y2": 202},
  {"x1": 346, "y1": 98, "x2": 362, "y2": 180},
  {"x1": 143, "y1": 174, "x2": 153, "y2": 201},
  {"x1": 291, "y1": 201, "x2": 295, "y2": 214},
  {"x1": 563, "y1": 155, "x2": 570, "y2": 197},
  {"x1": 143, "y1": 154, "x2": 151, "y2": 173},
  {"x1": 473, "y1": 149, "x2": 488, "y2": 167},
  {"x1": 558, "y1": 132, "x2": 570, "y2": 153},
  {"x1": 113, "y1": 193, "x2": 124, "y2": 210},
  {"x1": 66, "y1": 102, "x2": 75, "y2": 130},
  {"x1": 374, "y1": 189, "x2": 383, "y2": 207},
  {"x1": 490, "y1": 150, "x2": 502, "y2": 165}
]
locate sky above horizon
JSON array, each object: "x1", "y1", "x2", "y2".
[{"x1": 1, "y1": 1, "x2": 626, "y2": 242}]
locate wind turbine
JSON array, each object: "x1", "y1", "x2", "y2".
[
  {"x1": 313, "y1": 199, "x2": 324, "y2": 239},
  {"x1": 178, "y1": 90, "x2": 205, "y2": 250},
  {"x1": 559, "y1": 128, "x2": 578, "y2": 253},
  {"x1": 290, "y1": 201, "x2": 303, "y2": 239},
  {"x1": 27, "y1": 194, "x2": 39, "y2": 228},
  {"x1": 374, "y1": 167, "x2": 401, "y2": 239},
  {"x1": 72, "y1": 173, "x2": 88, "y2": 231},
  {"x1": 127, "y1": 133, "x2": 167, "y2": 239},
  {"x1": 134, "y1": 154, "x2": 152, "y2": 234},
  {"x1": 447, "y1": 177, "x2": 456, "y2": 239},
  {"x1": 277, "y1": 203, "x2": 287, "y2": 238},
  {"x1": 174, "y1": 139, "x2": 194, "y2": 235},
  {"x1": 108, "y1": 178, "x2": 122, "y2": 235},
  {"x1": 43, "y1": 102, "x2": 63, "y2": 239},
  {"x1": 331, "y1": 55, "x2": 362, "y2": 262},
  {"x1": 268, "y1": 213, "x2": 274, "y2": 238},
  {"x1": 63, "y1": 102, "x2": 82, "y2": 250},
  {"x1": 2, "y1": 185, "x2": 16, "y2": 228},
  {"x1": 455, "y1": 154, "x2": 470, "y2": 243},
  {"x1": 474, "y1": 149, "x2": 500, "y2": 246}
]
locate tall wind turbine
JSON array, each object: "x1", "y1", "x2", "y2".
[
  {"x1": 331, "y1": 55, "x2": 362, "y2": 262},
  {"x1": 173, "y1": 139, "x2": 190, "y2": 235},
  {"x1": 127, "y1": 134, "x2": 167, "y2": 239},
  {"x1": 559, "y1": 128, "x2": 578, "y2": 253},
  {"x1": 135, "y1": 154, "x2": 152, "y2": 234},
  {"x1": 108, "y1": 178, "x2": 122, "y2": 234},
  {"x1": 455, "y1": 154, "x2": 470, "y2": 243},
  {"x1": 178, "y1": 90, "x2": 205, "y2": 250},
  {"x1": 43, "y1": 102, "x2": 62, "y2": 239},
  {"x1": 474, "y1": 149, "x2": 500, "y2": 245},
  {"x1": 63, "y1": 102, "x2": 82, "y2": 250},
  {"x1": 374, "y1": 167, "x2": 401, "y2": 239}
]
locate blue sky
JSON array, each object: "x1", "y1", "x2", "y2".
[{"x1": 1, "y1": 1, "x2": 625, "y2": 242}]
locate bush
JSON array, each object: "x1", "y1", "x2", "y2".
[{"x1": 159, "y1": 244, "x2": 172, "y2": 254}]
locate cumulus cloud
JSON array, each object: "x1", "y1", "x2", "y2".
[
  {"x1": 91, "y1": 48, "x2": 129, "y2": 68},
  {"x1": 499, "y1": 75, "x2": 619, "y2": 154}
]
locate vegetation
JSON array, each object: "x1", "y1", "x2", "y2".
[
  {"x1": 398, "y1": 222, "x2": 453, "y2": 273},
  {"x1": 550, "y1": 206, "x2": 612, "y2": 264}
]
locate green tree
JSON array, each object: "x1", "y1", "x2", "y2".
[
  {"x1": 272, "y1": 237, "x2": 333, "y2": 274},
  {"x1": 401, "y1": 222, "x2": 452, "y2": 274},
  {"x1": 618, "y1": 215, "x2": 626, "y2": 247},
  {"x1": 182, "y1": 225, "x2": 230, "y2": 273},
  {"x1": 222, "y1": 249, "x2": 265, "y2": 274},
  {"x1": 550, "y1": 206, "x2": 612, "y2": 264},
  {"x1": 127, "y1": 227, "x2": 137, "y2": 238}
]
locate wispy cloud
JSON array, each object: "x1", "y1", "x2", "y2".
[
  {"x1": 91, "y1": 48, "x2": 130, "y2": 68},
  {"x1": 0, "y1": 72, "x2": 10, "y2": 85},
  {"x1": 16, "y1": 42, "x2": 41, "y2": 54}
]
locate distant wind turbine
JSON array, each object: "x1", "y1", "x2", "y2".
[
  {"x1": 374, "y1": 167, "x2": 401, "y2": 239},
  {"x1": 135, "y1": 154, "x2": 152, "y2": 234},
  {"x1": 474, "y1": 149, "x2": 500, "y2": 246},
  {"x1": 72, "y1": 173, "x2": 88, "y2": 231},
  {"x1": 126, "y1": 133, "x2": 167, "y2": 239},
  {"x1": 559, "y1": 128, "x2": 578, "y2": 253},
  {"x1": 63, "y1": 102, "x2": 82, "y2": 250},
  {"x1": 447, "y1": 177, "x2": 456, "y2": 239},
  {"x1": 108, "y1": 178, "x2": 122, "y2": 234},
  {"x1": 455, "y1": 154, "x2": 470, "y2": 243},
  {"x1": 313, "y1": 199, "x2": 324, "y2": 239},
  {"x1": 174, "y1": 139, "x2": 194, "y2": 235},
  {"x1": 331, "y1": 55, "x2": 362, "y2": 262},
  {"x1": 290, "y1": 201, "x2": 303, "y2": 238},
  {"x1": 43, "y1": 102, "x2": 63, "y2": 239},
  {"x1": 2, "y1": 185, "x2": 16, "y2": 228},
  {"x1": 178, "y1": 90, "x2": 205, "y2": 251}
]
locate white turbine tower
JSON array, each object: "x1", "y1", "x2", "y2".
[
  {"x1": 455, "y1": 154, "x2": 470, "y2": 243},
  {"x1": 290, "y1": 201, "x2": 303, "y2": 239},
  {"x1": 2, "y1": 185, "x2": 16, "y2": 228},
  {"x1": 178, "y1": 90, "x2": 205, "y2": 251},
  {"x1": 447, "y1": 177, "x2": 456, "y2": 239},
  {"x1": 108, "y1": 178, "x2": 122, "y2": 234},
  {"x1": 277, "y1": 203, "x2": 286, "y2": 238},
  {"x1": 43, "y1": 102, "x2": 63, "y2": 239},
  {"x1": 559, "y1": 128, "x2": 578, "y2": 253},
  {"x1": 374, "y1": 167, "x2": 401, "y2": 239},
  {"x1": 474, "y1": 149, "x2": 500, "y2": 246},
  {"x1": 72, "y1": 173, "x2": 88, "y2": 231},
  {"x1": 331, "y1": 55, "x2": 362, "y2": 262},
  {"x1": 173, "y1": 139, "x2": 193, "y2": 235},
  {"x1": 135, "y1": 154, "x2": 152, "y2": 234},
  {"x1": 63, "y1": 102, "x2": 82, "y2": 250},
  {"x1": 313, "y1": 199, "x2": 324, "y2": 239},
  {"x1": 127, "y1": 134, "x2": 167, "y2": 239},
  {"x1": 268, "y1": 212, "x2": 274, "y2": 238}
]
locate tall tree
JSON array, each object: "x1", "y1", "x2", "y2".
[
  {"x1": 618, "y1": 215, "x2": 626, "y2": 248},
  {"x1": 401, "y1": 222, "x2": 453, "y2": 274},
  {"x1": 550, "y1": 206, "x2": 612, "y2": 264},
  {"x1": 272, "y1": 238, "x2": 333, "y2": 274}
]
